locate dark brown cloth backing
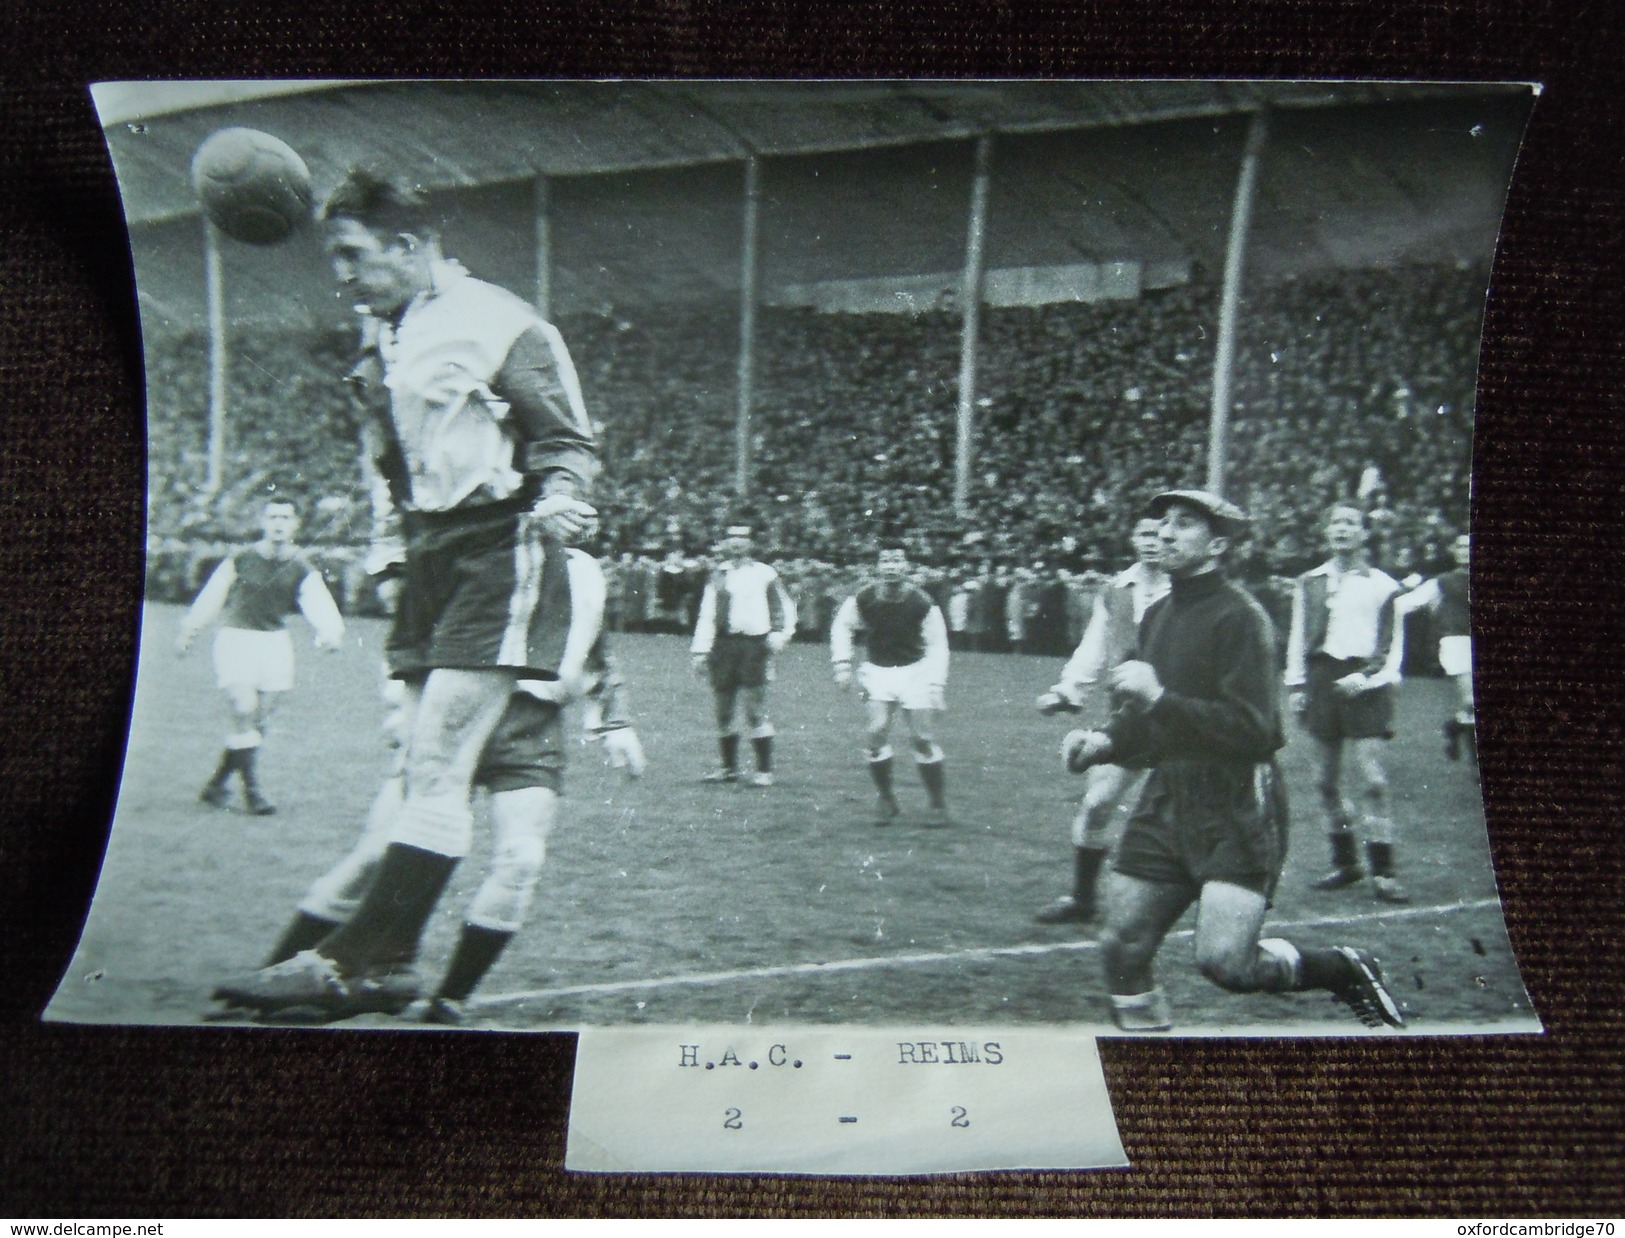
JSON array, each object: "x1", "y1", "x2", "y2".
[{"x1": 1, "y1": 2, "x2": 1621, "y2": 1217}]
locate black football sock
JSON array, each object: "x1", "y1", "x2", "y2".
[
  {"x1": 868, "y1": 752, "x2": 895, "y2": 798},
  {"x1": 1366, "y1": 841, "x2": 1397, "y2": 878},
  {"x1": 1297, "y1": 947, "x2": 1354, "y2": 992},
  {"x1": 1073, "y1": 845, "x2": 1108, "y2": 909},
  {"x1": 237, "y1": 746, "x2": 270, "y2": 801},
  {"x1": 436, "y1": 924, "x2": 515, "y2": 1002},
  {"x1": 320, "y1": 843, "x2": 458, "y2": 973},
  {"x1": 916, "y1": 756, "x2": 946, "y2": 810},
  {"x1": 752, "y1": 735, "x2": 773, "y2": 774},
  {"x1": 265, "y1": 911, "x2": 343, "y2": 966},
  {"x1": 719, "y1": 734, "x2": 740, "y2": 773},
  {"x1": 204, "y1": 750, "x2": 238, "y2": 791},
  {"x1": 1328, "y1": 828, "x2": 1361, "y2": 872}
]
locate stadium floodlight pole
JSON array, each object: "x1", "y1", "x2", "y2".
[
  {"x1": 735, "y1": 150, "x2": 762, "y2": 499},
  {"x1": 202, "y1": 218, "x2": 227, "y2": 499},
  {"x1": 1208, "y1": 107, "x2": 1271, "y2": 498},
  {"x1": 954, "y1": 133, "x2": 994, "y2": 517}
]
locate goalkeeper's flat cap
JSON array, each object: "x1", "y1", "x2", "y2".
[{"x1": 1147, "y1": 489, "x2": 1250, "y2": 538}]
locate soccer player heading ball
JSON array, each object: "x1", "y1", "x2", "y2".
[
  {"x1": 213, "y1": 165, "x2": 600, "y2": 1022},
  {"x1": 1061, "y1": 490, "x2": 1405, "y2": 1032},
  {"x1": 830, "y1": 543, "x2": 951, "y2": 827}
]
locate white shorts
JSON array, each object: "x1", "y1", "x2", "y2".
[
  {"x1": 857, "y1": 660, "x2": 939, "y2": 711},
  {"x1": 1438, "y1": 634, "x2": 1473, "y2": 678},
  {"x1": 213, "y1": 627, "x2": 296, "y2": 693}
]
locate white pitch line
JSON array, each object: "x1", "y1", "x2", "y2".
[{"x1": 477, "y1": 896, "x2": 1503, "y2": 1011}]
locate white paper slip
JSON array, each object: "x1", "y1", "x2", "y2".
[{"x1": 566, "y1": 1026, "x2": 1128, "y2": 1175}]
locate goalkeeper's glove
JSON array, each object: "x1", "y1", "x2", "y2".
[{"x1": 1061, "y1": 729, "x2": 1112, "y2": 775}]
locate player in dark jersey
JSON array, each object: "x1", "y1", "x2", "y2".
[
  {"x1": 177, "y1": 498, "x2": 344, "y2": 815},
  {"x1": 830, "y1": 545, "x2": 951, "y2": 826},
  {"x1": 1062, "y1": 491, "x2": 1405, "y2": 1033},
  {"x1": 1396, "y1": 533, "x2": 1475, "y2": 760}
]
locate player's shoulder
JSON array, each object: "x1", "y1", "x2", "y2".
[
  {"x1": 450, "y1": 269, "x2": 531, "y2": 312},
  {"x1": 440, "y1": 270, "x2": 542, "y2": 339},
  {"x1": 1299, "y1": 560, "x2": 1335, "y2": 583},
  {"x1": 1223, "y1": 578, "x2": 1276, "y2": 631}
]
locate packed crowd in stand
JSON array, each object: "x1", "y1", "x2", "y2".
[{"x1": 143, "y1": 262, "x2": 1480, "y2": 671}]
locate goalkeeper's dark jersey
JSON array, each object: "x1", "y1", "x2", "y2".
[
  {"x1": 853, "y1": 583, "x2": 935, "y2": 667},
  {"x1": 222, "y1": 549, "x2": 316, "y2": 632},
  {"x1": 1103, "y1": 569, "x2": 1284, "y2": 768}
]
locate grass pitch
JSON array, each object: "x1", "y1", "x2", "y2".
[{"x1": 45, "y1": 604, "x2": 1538, "y2": 1036}]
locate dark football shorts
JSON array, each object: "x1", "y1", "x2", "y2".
[
  {"x1": 475, "y1": 690, "x2": 566, "y2": 795},
  {"x1": 1301, "y1": 654, "x2": 1395, "y2": 742},
  {"x1": 390, "y1": 500, "x2": 573, "y2": 680},
  {"x1": 708, "y1": 633, "x2": 772, "y2": 692},
  {"x1": 1113, "y1": 759, "x2": 1290, "y2": 899}
]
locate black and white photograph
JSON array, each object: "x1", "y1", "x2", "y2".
[{"x1": 47, "y1": 79, "x2": 1539, "y2": 1038}]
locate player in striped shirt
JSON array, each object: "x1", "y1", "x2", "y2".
[
  {"x1": 214, "y1": 168, "x2": 601, "y2": 1020},
  {"x1": 830, "y1": 545, "x2": 951, "y2": 827},
  {"x1": 691, "y1": 526, "x2": 797, "y2": 786},
  {"x1": 1285, "y1": 501, "x2": 1410, "y2": 902},
  {"x1": 177, "y1": 497, "x2": 345, "y2": 816},
  {"x1": 1035, "y1": 508, "x2": 1169, "y2": 923}
]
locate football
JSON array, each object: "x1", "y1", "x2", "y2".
[{"x1": 190, "y1": 127, "x2": 313, "y2": 245}]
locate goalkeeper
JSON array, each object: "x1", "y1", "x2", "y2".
[
  {"x1": 223, "y1": 550, "x2": 646, "y2": 1026},
  {"x1": 1060, "y1": 491, "x2": 1405, "y2": 1033}
]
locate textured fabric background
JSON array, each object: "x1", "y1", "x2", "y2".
[{"x1": 1, "y1": 2, "x2": 1621, "y2": 1217}]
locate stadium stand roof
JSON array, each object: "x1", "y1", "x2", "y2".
[
  {"x1": 99, "y1": 81, "x2": 1534, "y2": 325},
  {"x1": 100, "y1": 80, "x2": 1528, "y2": 224}
]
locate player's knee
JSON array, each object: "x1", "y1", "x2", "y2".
[
  {"x1": 913, "y1": 739, "x2": 943, "y2": 764},
  {"x1": 1195, "y1": 945, "x2": 1258, "y2": 993},
  {"x1": 467, "y1": 835, "x2": 545, "y2": 932},
  {"x1": 1081, "y1": 781, "x2": 1117, "y2": 816},
  {"x1": 1070, "y1": 808, "x2": 1091, "y2": 848}
]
